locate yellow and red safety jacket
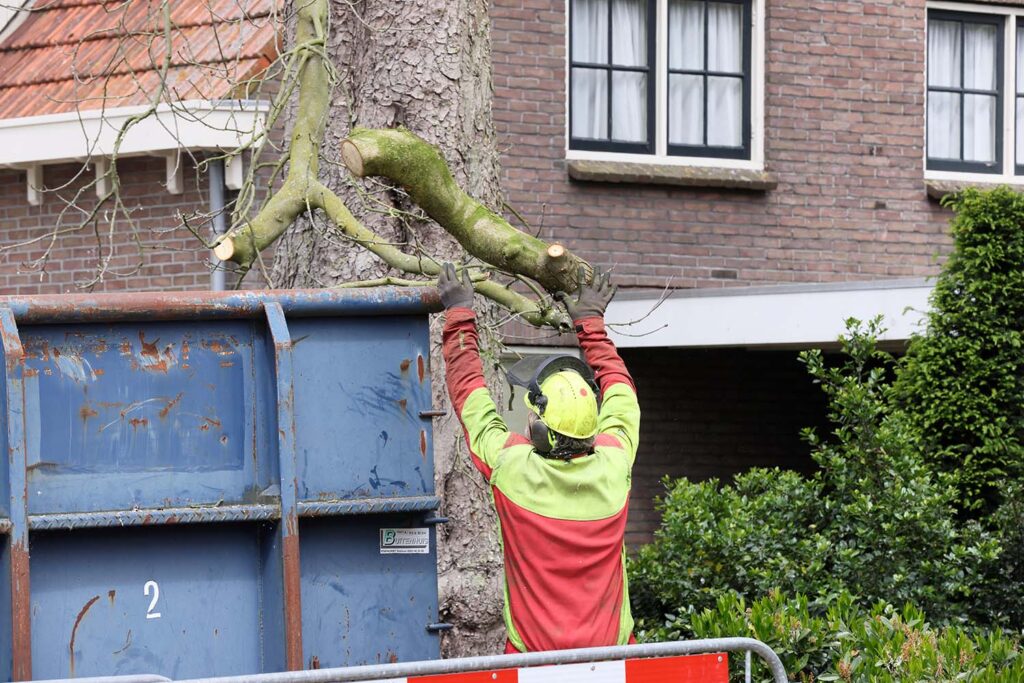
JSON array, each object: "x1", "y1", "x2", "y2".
[{"x1": 442, "y1": 308, "x2": 641, "y2": 653}]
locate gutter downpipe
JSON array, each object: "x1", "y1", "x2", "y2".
[{"x1": 209, "y1": 158, "x2": 227, "y2": 292}]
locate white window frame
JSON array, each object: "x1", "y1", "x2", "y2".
[
  {"x1": 925, "y1": 1, "x2": 1024, "y2": 183},
  {"x1": 564, "y1": 0, "x2": 766, "y2": 171}
]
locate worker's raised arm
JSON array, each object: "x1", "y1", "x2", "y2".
[
  {"x1": 559, "y1": 269, "x2": 640, "y2": 463},
  {"x1": 439, "y1": 263, "x2": 511, "y2": 481}
]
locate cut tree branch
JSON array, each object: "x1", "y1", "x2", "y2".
[
  {"x1": 209, "y1": 0, "x2": 573, "y2": 330},
  {"x1": 341, "y1": 127, "x2": 591, "y2": 294}
]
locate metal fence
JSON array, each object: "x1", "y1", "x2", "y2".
[{"x1": 32, "y1": 638, "x2": 790, "y2": 683}]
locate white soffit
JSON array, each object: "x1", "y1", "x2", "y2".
[
  {"x1": 605, "y1": 279, "x2": 932, "y2": 349},
  {"x1": 0, "y1": 99, "x2": 269, "y2": 167}
]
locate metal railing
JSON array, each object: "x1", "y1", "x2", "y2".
[{"x1": 32, "y1": 638, "x2": 790, "y2": 683}]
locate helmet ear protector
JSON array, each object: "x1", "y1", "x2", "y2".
[
  {"x1": 506, "y1": 354, "x2": 600, "y2": 455},
  {"x1": 527, "y1": 411, "x2": 556, "y2": 454}
]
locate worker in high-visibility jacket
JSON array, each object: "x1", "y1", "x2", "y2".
[{"x1": 438, "y1": 262, "x2": 640, "y2": 653}]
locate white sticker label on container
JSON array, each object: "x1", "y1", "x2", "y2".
[{"x1": 379, "y1": 528, "x2": 430, "y2": 554}]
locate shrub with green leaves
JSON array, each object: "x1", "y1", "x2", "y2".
[
  {"x1": 893, "y1": 186, "x2": 1024, "y2": 513},
  {"x1": 629, "y1": 319, "x2": 998, "y2": 632},
  {"x1": 977, "y1": 480, "x2": 1024, "y2": 630},
  {"x1": 671, "y1": 591, "x2": 1024, "y2": 683}
]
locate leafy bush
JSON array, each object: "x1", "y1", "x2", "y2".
[
  {"x1": 799, "y1": 319, "x2": 996, "y2": 623},
  {"x1": 628, "y1": 468, "x2": 826, "y2": 627},
  {"x1": 629, "y1": 319, "x2": 998, "y2": 632},
  {"x1": 630, "y1": 187, "x2": 1024, "y2": 674},
  {"x1": 669, "y1": 591, "x2": 1024, "y2": 683},
  {"x1": 893, "y1": 186, "x2": 1024, "y2": 513},
  {"x1": 977, "y1": 480, "x2": 1024, "y2": 630}
]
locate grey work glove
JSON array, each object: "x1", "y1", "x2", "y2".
[
  {"x1": 557, "y1": 266, "x2": 617, "y2": 322},
  {"x1": 438, "y1": 262, "x2": 475, "y2": 310}
]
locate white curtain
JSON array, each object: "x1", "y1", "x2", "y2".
[
  {"x1": 669, "y1": 1, "x2": 741, "y2": 146},
  {"x1": 669, "y1": 75, "x2": 703, "y2": 144},
  {"x1": 572, "y1": 0, "x2": 608, "y2": 63},
  {"x1": 707, "y1": 3, "x2": 742, "y2": 145},
  {"x1": 1017, "y1": 29, "x2": 1024, "y2": 93},
  {"x1": 611, "y1": 0, "x2": 647, "y2": 141},
  {"x1": 963, "y1": 23, "x2": 996, "y2": 162},
  {"x1": 927, "y1": 20, "x2": 960, "y2": 159},
  {"x1": 708, "y1": 77, "x2": 741, "y2": 146},
  {"x1": 669, "y1": 0, "x2": 703, "y2": 70},
  {"x1": 571, "y1": 0, "x2": 609, "y2": 139},
  {"x1": 572, "y1": 69, "x2": 608, "y2": 139},
  {"x1": 1017, "y1": 99, "x2": 1024, "y2": 165},
  {"x1": 1017, "y1": 32, "x2": 1024, "y2": 163},
  {"x1": 927, "y1": 19, "x2": 960, "y2": 88},
  {"x1": 928, "y1": 92, "x2": 960, "y2": 159},
  {"x1": 927, "y1": 19, "x2": 997, "y2": 163},
  {"x1": 708, "y1": 2, "x2": 742, "y2": 73}
]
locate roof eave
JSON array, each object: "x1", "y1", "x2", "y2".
[{"x1": 0, "y1": 98, "x2": 269, "y2": 167}]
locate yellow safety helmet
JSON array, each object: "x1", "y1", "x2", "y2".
[{"x1": 506, "y1": 355, "x2": 600, "y2": 452}]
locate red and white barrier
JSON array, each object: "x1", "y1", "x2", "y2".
[{"x1": 375, "y1": 654, "x2": 730, "y2": 683}]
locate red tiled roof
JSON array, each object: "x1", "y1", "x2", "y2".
[{"x1": 0, "y1": 0, "x2": 278, "y2": 119}]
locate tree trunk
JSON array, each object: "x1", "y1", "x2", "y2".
[{"x1": 272, "y1": 0, "x2": 506, "y2": 658}]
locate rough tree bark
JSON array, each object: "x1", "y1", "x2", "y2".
[{"x1": 268, "y1": 0, "x2": 508, "y2": 658}]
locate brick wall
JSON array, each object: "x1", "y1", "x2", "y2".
[
  {"x1": 621, "y1": 346, "x2": 829, "y2": 547},
  {"x1": 489, "y1": 0, "x2": 949, "y2": 544},
  {"x1": 490, "y1": 0, "x2": 951, "y2": 289},
  {"x1": 0, "y1": 157, "x2": 217, "y2": 294}
]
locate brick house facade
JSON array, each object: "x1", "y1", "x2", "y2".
[
  {"x1": 491, "y1": 0, "x2": 953, "y2": 289},
  {"x1": 0, "y1": 1, "x2": 1011, "y2": 543},
  {"x1": 488, "y1": 0, "x2": 1014, "y2": 542}
]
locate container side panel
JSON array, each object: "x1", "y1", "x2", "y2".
[
  {"x1": 300, "y1": 516, "x2": 441, "y2": 668},
  {"x1": 30, "y1": 525, "x2": 263, "y2": 679},
  {"x1": 252, "y1": 324, "x2": 279, "y2": 492},
  {"x1": 257, "y1": 522, "x2": 287, "y2": 673},
  {"x1": 0, "y1": 352, "x2": 9, "y2": 518},
  {"x1": 0, "y1": 540, "x2": 12, "y2": 680},
  {"x1": 291, "y1": 318, "x2": 434, "y2": 501},
  {"x1": 23, "y1": 321, "x2": 263, "y2": 513}
]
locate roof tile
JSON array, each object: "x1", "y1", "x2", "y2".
[{"x1": 0, "y1": 0, "x2": 277, "y2": 118}]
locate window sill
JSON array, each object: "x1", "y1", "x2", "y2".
[
  {"x1": 924, "y1": 179, "x2": 1024, "y2": 200},
  {"x1": 567, "y1": 159, "x2": 777, "y2": 191}
]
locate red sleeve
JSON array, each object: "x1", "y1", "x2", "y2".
[
  {"x1": 441, "y1": 307, "x2": 487, "y2": 414},
  {"x1": 575, "y1": 316, "x2": 636, "y2": 395}
]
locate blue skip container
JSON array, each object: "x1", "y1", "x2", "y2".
[{"x1": 0, "y1": 288, "x2": 444, "y2": 680}]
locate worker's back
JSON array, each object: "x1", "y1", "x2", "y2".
[
  {"x1": 440, "y1": 265, "x2": 640, "y2": 654},
  {"x1": 489, "y1": 435, "x2": 633, "y2": 652}
]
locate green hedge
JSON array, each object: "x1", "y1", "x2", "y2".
[
  {"x1": 647, "y1": 591, "x2": 1024, "y2": 683},
  {"x1": 893, "y1": 187, "x2": 1024, "y2": 514},
  {"x1": 629, "y1": 187, "x2": 1024, "y2": 679},
  {"x1": 629, "y1": 320, "x2": 998, "y2": 629}
]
